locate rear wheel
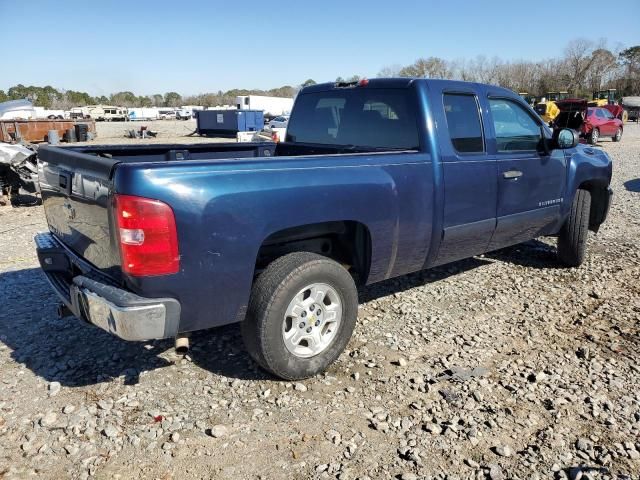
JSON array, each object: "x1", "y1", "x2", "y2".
[
  {"x1": 588, "y1": 127, "x2": 599, "y2": 145},
  {"x1": 612, "y1": 127, "x2": 622, "y2": 142},
  {"x1": 557, "y1": 189, "x2": 591, "y2": 267},
  {"x1": 241, "y1": 252, "x2": 358, "y2": 380}
]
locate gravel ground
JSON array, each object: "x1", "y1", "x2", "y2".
[
  {"x1": 80, "y1": 119, "x2": 231, "y2": 145},
  {"x1": 0, "y1": 125, "x2": 639, "y2": 480}
]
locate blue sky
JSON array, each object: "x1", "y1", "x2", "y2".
[{"x1": 1, "y1": 0, "x2": 639, "y2": 95}]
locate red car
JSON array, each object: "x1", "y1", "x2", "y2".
[
  {"x1": 583, "y1": 107, "x2": 624, "y2": 144},
  {"x1": 553, "y1": 100, "x2": 623, "y2": 145}
]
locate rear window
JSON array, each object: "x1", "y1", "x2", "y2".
[{"x1": 286, "y1": 88, "x2": 419, "y2": 150}]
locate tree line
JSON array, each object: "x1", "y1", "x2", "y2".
[
  {"x1": 1, "y1": 39, "x2": 638, "y2": 110},
  {"x1": 0, "y1": 85, "x2": 301, "y2": 110},
  {"x1": 376, "y1": 40, "x2": 640, "y2": 98}
]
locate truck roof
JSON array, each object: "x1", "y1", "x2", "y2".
[{"x1": 301, "y1": 78, "x2": 519, "y2": 99}]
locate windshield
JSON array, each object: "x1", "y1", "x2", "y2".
[{"x1": 286, "y1": 88, "x2": 420, "y2": 150}]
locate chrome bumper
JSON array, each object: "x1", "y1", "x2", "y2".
[{"x1": 35, "y1": 232, "x2": 180, "y2": 341}]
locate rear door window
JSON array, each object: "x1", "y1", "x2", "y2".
[
  {"x1": 489, "y1": 98, "x2": 541, "y2": 152},
  {"x1": 443, "y1": 94, "x2": 484, "y2": 153},
  {"x1": 286, "y1": 89, "x2": 419, "y2": 150}
]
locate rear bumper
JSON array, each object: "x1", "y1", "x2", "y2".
[{"x1": 34, "y1": 232, "x2": 180, "y2": 341}]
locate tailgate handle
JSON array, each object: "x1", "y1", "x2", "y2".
[
  {"x1": 503, "y1": 170, "x2": 523, "y2": 180},
  {"x1": 59, "y1": 172, "x2": 72, "y2": 195}
]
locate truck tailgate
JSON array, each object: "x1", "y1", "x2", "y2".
[{"x1": 37, "y1": 146, "x2": 122, "y2": 280}]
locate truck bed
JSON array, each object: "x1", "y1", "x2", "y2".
[{"x1": 37, "y1": 142, "x2": 278, "y2": 282}]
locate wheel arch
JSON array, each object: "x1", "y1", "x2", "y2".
[
  {"x1": 577, "y1": 179, "x2": 610, "y2": 232},
  {"x1": 254, "y1": 220, "x2": 373, "y2": 286}
]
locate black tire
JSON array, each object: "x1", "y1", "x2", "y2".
[
  {"x1": 588, "y1": 127, "x2": 599, "y2": 145},
  {"x1": 241, "y1": 252, "x2": 358, "y2": 380},
  {"x1": 612, "y1": 127, "x2": 622, "y2": 142},
  {"x1": 557, "y1": 189, "x2": 591, "y2": 267}
]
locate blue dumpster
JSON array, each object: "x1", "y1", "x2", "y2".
[{"x1": 196, "y1": 110, "x2": 264, "y2": 137}]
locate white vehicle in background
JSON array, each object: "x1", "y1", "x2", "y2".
[
  {"x1": 34, "y1": 107, "x2": 66, "y2": 119},
  {"x1": 158, "y1": 109, "x2": 177, "y2": 120},
  {"x1": 175, "y1": 109, "x2": 192, "y2": 120},
  {"x1": 70, "y1": 105, "x2": 127, "y2": 121},
  {"x1": 235, "y1": 95, "x2": 294, "y2": 121},
  {"x1": 177, "y1": 105, "x2": 204, "y2": 120},
  {"x1": 267, "y1": 115, "x2": 289, "y2": 129},
  {"x1": 127, "y1": 107, "x2": 159, "y2": 121}
]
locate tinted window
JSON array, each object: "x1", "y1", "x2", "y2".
[
  {"x1": 443, "y1": 94, "x2": 484, "y2": 153},
  {"x1": 286, "y1": 89, "x2": 419, "y2": 150},
  {"x1": 489, "y1": 99, "x2": 541, "y2": 152},
  {"x1": 602, "y1": 109, "x2": 614, "y2": 119}
]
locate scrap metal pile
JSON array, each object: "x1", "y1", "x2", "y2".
[{"x1": 0, "y1": 143, "x2": 38, "y2": 205}]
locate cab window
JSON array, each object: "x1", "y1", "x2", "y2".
[
  {"x1": 443, "y1": 93, "x2": 484, "y2": 153},
  {"x1": 489, "y1": 98, "x2": 541, "y2": 152}
]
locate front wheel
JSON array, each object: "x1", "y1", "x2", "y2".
[
  {"x1": 612, "y1": 127, "x2": 622, "y2": 142},
  {"x1": 588, "y1": 127, "x2": 599, "y2": 145},
  {"x1": 241, "y1": 252, "x2": 358, "y2": 380},
  {"x1": 557, "y1": 190, "x2": 591, "y2": 267}
]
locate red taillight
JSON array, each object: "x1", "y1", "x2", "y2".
[
  {"x1": 114, "y1": 194, "x2": 179, "y2": 276},
  {"x1": 358, "y1": 78, "x2": 369, "y2": 87}
]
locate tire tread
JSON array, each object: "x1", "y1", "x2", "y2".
[{"x1": 558, "y1": 189, "x2": 591, "y2": 267}]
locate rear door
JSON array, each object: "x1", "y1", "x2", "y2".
[
  {"x1": 486, "y1": 96, "x2": 566, "y2": 250},
  {"x1": 431, "y1": 86, "x2": 498, "y2": 265},
  {"x1": 599, "y1": 108, "x2": 617, "y2": 135}
]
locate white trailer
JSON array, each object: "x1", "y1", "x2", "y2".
[
  {"x1": 34, "y1": 107, "x2": 66, "y2": 119},
  {"x1": 70, "y1": 105, "x2": 127, "y2": 121},
  {"x1": 127, "y1": 107, "x2": 159, "y2": 121},
  {"x1": 235, "y1": 95, "x2": 294, "y2": 119}
]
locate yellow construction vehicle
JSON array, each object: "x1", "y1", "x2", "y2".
[
  {"x1": 589, "y1": 89, "x2": 629, "y2": 122},
  {"x1": 589, "y1": 89, "x2": 616, "y2": 107},
  {"x1": 533, "y1": 91, "x2": 571, "y2": 123}
]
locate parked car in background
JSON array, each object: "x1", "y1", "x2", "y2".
[
  {"x1": 176, "y1": 109, "x2": 192, "y2": 120},
  {"x1": 159, "y1": 110, "x2": 177, "y2": 120},
  {"x1": 35, "y1": 78, "x2": 613, "y2": 380},
  {"x1": 268, "y1": 115, "x2": 289, "y2": 129},
  {"x1": 553, "y1": 100, "x2": 623, "y2": 145},
  {"x1": 584, "y1": 107, "x2": 624, "y2": 144}
]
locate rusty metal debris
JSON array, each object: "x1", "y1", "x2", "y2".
[{"x1": 0, "y1": 119, "x2": 96, "y2": 144}]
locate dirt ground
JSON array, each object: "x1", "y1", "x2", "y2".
[
  {"x1": 0, "y1": 124, "x2": 638, "y2": 480},
  {"x1": 79, "y1": 119, "x2": 232, "y2": 145}
]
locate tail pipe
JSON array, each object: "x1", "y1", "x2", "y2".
[{"x1": 175, "y1": 334, "x2": 189, "y2": 354}]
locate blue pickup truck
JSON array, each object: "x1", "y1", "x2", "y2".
[{"x1": 35, "y1": 78, "x2": 612, "y2": 380}]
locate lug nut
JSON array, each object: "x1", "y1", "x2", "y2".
[
  {"x1": 301, "y1": 311, "x2": 306, "y2": 317},
  {"x1": 309, "y1": 305, "x2": 315, "y2": 312},
  {"x1": 299, "y1": 322, "x2": 305, "y2": 328},
  {"x1": 306, "y1": 327, "x2": 312, "y2": 333},
  {"x1": 315, "y1": 320, "x2": 320, "y2": 326}
]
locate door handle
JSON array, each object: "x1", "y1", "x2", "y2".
[{"x1": 503, "y1": 170, "x2": 523, "y2": 180}]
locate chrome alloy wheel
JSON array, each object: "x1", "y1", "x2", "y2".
[{"x1": 282, "y1": 283, "x2": 342, "y2": 358}]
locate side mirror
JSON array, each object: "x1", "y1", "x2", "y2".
[{"x1": 554, "y1": 128, "x2": 579, "y2": 149}]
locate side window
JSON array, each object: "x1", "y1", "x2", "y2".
[
  {"x1": 595, "y1": 109, "x2": 605, "y2": 118},
  {"x1": 489, "y1": 98, "x2": 541, "y2": 152},
  {"x1": 602, "y1": 109, "x2": 614, "y2": 119},
  {"x1": 443, "y1": 94, "x2": 484, "y2": 153}
]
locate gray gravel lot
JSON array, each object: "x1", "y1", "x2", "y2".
[
  {"x1": 0, "y1": 125, "x2": 639, "y2": 479},
  {"x1": 78, "y1": 119, "x2": 231, "y2": 145}
]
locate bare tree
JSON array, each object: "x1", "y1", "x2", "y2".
[{"x1": 377, "y1": 64, "x2": 403, "y2": 78}]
